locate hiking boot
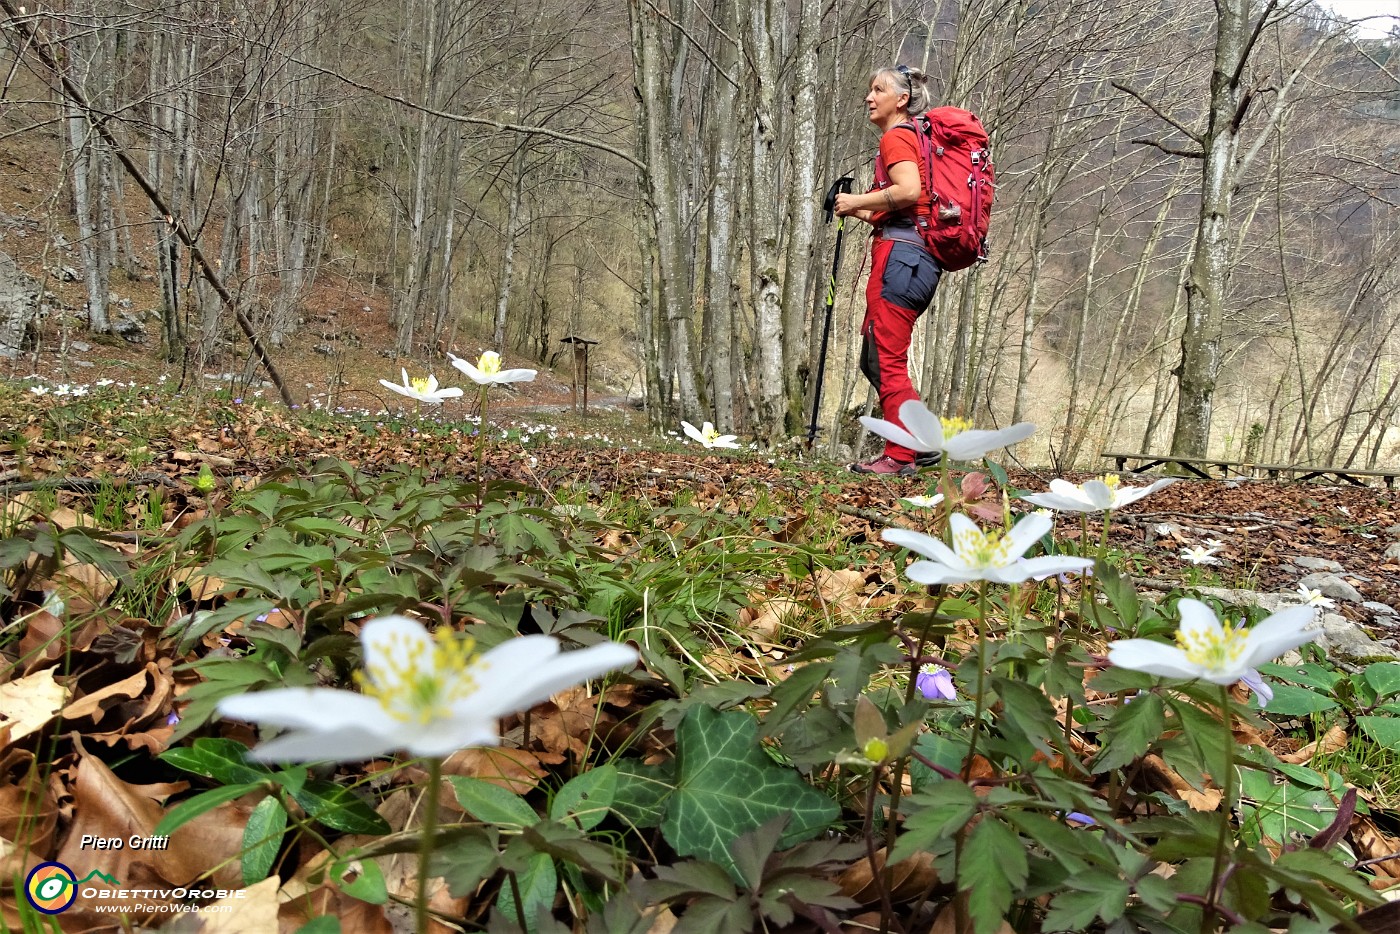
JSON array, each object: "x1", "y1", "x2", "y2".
[
  {"x1": 913, "y1": 451, "x2": 942, "y2": 468},
  {"x1": 849, "y1": 455, "x2": 916, "y2": 477}
]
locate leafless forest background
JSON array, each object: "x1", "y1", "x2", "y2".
[{"x1": 0, "y1": 0, "x2": 1397, "y2": 468}]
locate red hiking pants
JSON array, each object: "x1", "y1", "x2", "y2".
[{"x1": 860, "y1": 237, "x2": 942, "y2": 462}]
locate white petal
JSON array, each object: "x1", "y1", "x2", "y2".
[
  {"x1": 218, "y1": 688, "x2": 392, "y2": 733},
  {"x1": 464, "y1": 637, "x2": 636, "y2": 721},
  {"x1": 1079, "y1": 480, "x2": 1115, "y2": 510},
  {"x1": 1003, "y1": 512, "x2": 1053, "y2": 558},
  {"x1": 359, "y1": 615, "x2": 434, "y2": 692},
  {"x1": 896, "y1": 400, "x2": 944, "y2": 450},
  {"x1": 492, "y1": 368, "x2": 537, "y2": 383},
  {"x1": 883, "y1": 527, "x2": 962, "y2": 566},
  {"x1": 449, "y1": 355, "x2": 490, "y2": 384},
  {"x1": 1241, "y1": 605, "x2": 1320, "y2": 667},
  {"x1": 380, "y1": 380, "x2": 420, "y2": 400},
  {"x1": 405, "y1": 718, "x2": 501, "y2": 756},
  {"x1": 681, "y1": 421, "x2": 706, "y2": 445},
  {"x1": 714, "y1": 435, "x2": 741, "y2": 449},
  {"x1": 433, "y1": 387, "x2": 464, "y2": 399},
  {"x1": 1016, "y1": 556, "x2": 1095, "y2": 580},
  {"x1": 1113, "y1": 478, "x2": 1174, "y2": 507},
  {"x1": 1106, "y1": 640, "x2": 1205, "y2": 680},
  {"x1": 245, "y1": 725, "x2": 398, "y2": 763},
  {"x1": 1047, "y1": 478, "x2": 1088, "y2": 499},
  {"x1": 905, "y1": 561, "x2": 979, "y2": 586},
  {"x1": 858, "y1": 415, "x2": 933, "y2": 453},
  {"x1": 943, "y1": 423, "x2": 1035, "y2": 461},
  {"x1": 1022, "y1": 492, "x2": 1095, "y2": 513}
]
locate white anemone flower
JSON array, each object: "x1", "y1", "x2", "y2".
[
  {"x1": 1107, "y1": 598, "x2": 1318, "y2": 688},
  {"x1": 899, "y1": 494, "x2": 945, "y2": 510},
  {"x1": 1179, "y1": 544, "x2": 1223, "y2": 566},
  {"x1": 681, "y1": 420, "x2": 740, "y2": 450},
  {"x1": 860, "y1": 400, "x2": 1035, "y2": 462},
  {"x1": 218, "y1": 615, "x2": 637, "y2": 762},
  {"x1": 1296, "y1": 584, "x2": 1337, "y2": 609},
  {"x1": 883, "y1": 512, "x2": 1094, "y2": 586},
  {"x1": 378, "y1": 369, "x2": 464, "y2": 404},
  {"x1": 1023, "y1": 475, "x2": 1176, "y2": 513},
  {"x1": 450, "y1": 351, "x2": 537, "y2": 385}
]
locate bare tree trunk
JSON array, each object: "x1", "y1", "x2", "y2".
[{"x1": 778, "y1": 0, "x2": 821, "y2": 434}]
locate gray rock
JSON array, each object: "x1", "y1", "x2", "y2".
[
  {"x1": 74, "y1": 359, "x2": 94, "y2": 367},
  {"x1": 69, "y1": 340, "x2": 91, "y2": 352},
  {"x1": 1184, "y1": 586, "x2": 1295, "y2": 612},
  {"x1": 1311, "y1": 611, "x2": 1400, "y2": 665},
  {"x1": 1386, "y1": 524, "x2": 1400, "y2": 540},
  {"x1": 0, "y1": 250, "x2": 40, "y2": 358},
  {"x1": 1385, "y1": 542, "x2": 1400, "y2": 560},
  {"x1": 1297, "y1": 572, "x2": 1364, "y2": 604},
  {"x1": 59, "y1": 265, "x2": 80, "y2": 282},
  {"x1": 312, "y1": 343, "x2": 334, "y2": 355},
  {"x1": 1364, "y1": 601, "x2": 1397, "y2": 617},
  {"x1": 1290, "y1": 556, "x2": 1345, "y2": 573},
  {"x1": 112, "y1": 310, "x2": 146, "y2": 344}
]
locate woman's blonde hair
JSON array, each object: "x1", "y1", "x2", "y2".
[{"x1": 870, "y1": 65, "x2": 931, "y2": 115}]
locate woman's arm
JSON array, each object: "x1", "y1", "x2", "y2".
[{"x1": 833, "y1": 160, "x2": 920, "y2": 224}]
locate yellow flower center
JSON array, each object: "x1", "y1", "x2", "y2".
[
  {"x1": 478, "y1": 351, "x2": 502, "y2": 375},
  {"x1": 410, "y1": 376, "x2": 432, "y2": 394},
  {"x1": 953, "y1": 525, "x2": 1014, "y2": 567},
  {"x1": 703, "y1": 426, "x2": 720, "y2": 443},
  {"x1": 1175, "y1": 622, "x2": 1248, "y2": 673},
  {"x1": 941, "y1": 416, "x2": 974, "y2": 436},
  {"x1": 356, "y1": 627, "x2": 480, "y2": 724},
  {"x1": 1098, "y1": 473, "x2": 1121, "y2": 489}
]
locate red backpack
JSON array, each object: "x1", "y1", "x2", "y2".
[{"x1": 877, "y1": 107, "x2": 995, "y2": 272}]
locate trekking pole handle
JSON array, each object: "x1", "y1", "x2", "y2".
[{"x1": 822, "y1": 176, "x2": 854, "y2": 224}]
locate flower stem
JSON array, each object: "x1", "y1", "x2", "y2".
[
  {"x1": 963, "y1": 580, "x2": 991, "y2": 780},
  {"x1": 474, "y1": 385, "x2": 489, "y2": 534},
  {"x1": 863, "y1": 764, "x2": 896, "y2": 934},
  {"x1": 1201, "y1": 685, "x2": 1236, "y2": 934},
  {"x1": 416, "y1": 757, "x2": 443, "y2": 934}
]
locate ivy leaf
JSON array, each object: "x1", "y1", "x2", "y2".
[
  {"x1": 661, "y1": 706, "x2": 837, "y2": 874},
  {"x1": 612, "y1": 759, "x2": 675, "y2": 830}
]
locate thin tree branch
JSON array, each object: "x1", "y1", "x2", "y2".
[
  {"x1": 1129, "y1": 137, "x2": 1205, "y2": 159},
  {"x1": 1110, "y1": 80, "x2": 1203, "y2": 145}
]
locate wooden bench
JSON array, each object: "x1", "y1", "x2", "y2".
[{"x1": 1100, "y1": 451, "x2": 1399, "y2": 488}]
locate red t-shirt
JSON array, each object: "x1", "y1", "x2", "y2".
[{"x1": 873, "y1": 125, "x2": 932, "y2": 227}]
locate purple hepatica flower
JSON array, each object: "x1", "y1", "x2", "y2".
[
  {"x1": 1065, "y1": 812, "x2": 1096, "y2": 826},
  {"x1": 916, "y1": 664, "x2": 956, "y2": 701},
  {"x1": 233, "y1": 398, "x2": 242, "y2": 404},
  {"x1": 166, "y1": 712, "x2": 180, "y2": 726},
  {"x1": 1240, "y1": 669, "x2": 1274, "y2": 708}
]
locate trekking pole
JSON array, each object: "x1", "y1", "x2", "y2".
[{"x1": 806, "y1": 176, "x2": 855, "y2": 449}]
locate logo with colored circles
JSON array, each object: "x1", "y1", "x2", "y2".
[{"x1": 24, "y1": 862, "x2": 78, "y2": 914}]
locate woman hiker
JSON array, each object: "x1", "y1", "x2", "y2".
[{"x1": 834, "y1": 64, "x2": 942, "y2": 476}]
